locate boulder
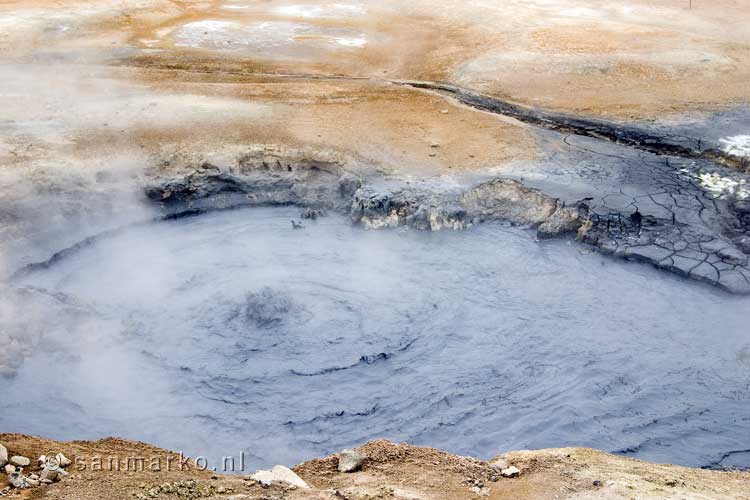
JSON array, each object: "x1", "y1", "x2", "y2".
[
  {"x1": 0, "y1": 444, "x2": 7, "y2": 467},
  {"x1": 337, "y1": 449, "x2": 366, "y2": 473},
  {"x1": 250, "y1": 465, "x2": 309, "y2": 489},
  {"x1": 10, "y1": 456, "x2": 30, "y2": 467},
  {"x1": 4, "y1": 464, "x2": 16, "y2": 475}
]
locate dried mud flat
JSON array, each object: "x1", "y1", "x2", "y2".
[
  {"x1": 2, "y1": 0, "x2": 750, "y2": 290},
  {"x1": 2, "y1": 434, "x2": 750, "y2": 500}
]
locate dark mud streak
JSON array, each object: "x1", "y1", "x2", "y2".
[
  {"x1": 284, "y1": 405, "x2": 380, "y2": 428},
  {"x1": 396, "y1": 80, "x2": 745, "y2": 170},
  {"x1": 704, "y1": 449, "x2": 750, "y2": 470},
  {"x1": 9, "y1": 204, "x2": 258, "y2": 281},
  {"x1": 290, "y1": 338, "x2": 418, "y2": 377},
  {"x1": 117, "y1": 61, "x2": 745, "y2": 169}
]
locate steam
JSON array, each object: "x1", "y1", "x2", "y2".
[
  {"x1": 0, "y1": 24, "x2": 161, "y2": 389},
  {"x1": 3, "y1": 206, "x2": 750, "y2": 470},
  {"x1": 719, "y1": 135, "x2": 750, "y2": 158},
  {"x1": 2, "y1": 0, "x2": 750, "y2": 474}
]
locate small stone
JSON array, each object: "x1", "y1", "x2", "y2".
[
  {"x1": 489, "y1": 459, "x2": 510, "y2": 471},
  {"x1": 56, "y1": 453, "x2": 72, "y2": 468},
  {"x1": 501, "y1": 466, "x2": 521, "y2": 478},
  {"x1": 25, "y1": 478, "x2": 39, "y2": 487},
  {"x1": 250, "y1": 465, "x2": 310, "y2": 489},
  {"x1": 733, "y1": 199, "x2": 750, "y2": 215},
  {"x1": 39, "y1": 465, "x2": 67, "y2": 483},
  {"x1": 301, "y1": 208, "x2": 324, "y2": 220},
  {"x1": 738, "y1": 235, "x2": 750, "y2": 255},
  {"x1": 440, "y1": 109, "x2": 449, "y2": 114},
  {"x1": 337, "y1": 449, "x2": 366, "y2": 473},
  {"x1": 39, "y1": 468, "x2": 58, "y2": 482},
  {"x1": 0, "y1": 444, "x2": 7, "y2": 467},
  {"x1": 8, "y1": 472, "x2": 27, "y2": 489},
  {"x1": 470, "y1": 485, "x2": 489, "y2": 496},
  {"x1": 10, "y1": 456, "x2": 30, "y2": 467}
]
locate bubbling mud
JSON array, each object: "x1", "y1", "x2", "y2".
[{"x1": 2, "y1": 206, "x2": 750, "y2": 471}]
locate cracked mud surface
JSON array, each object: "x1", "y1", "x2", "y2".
[{"x1": 501, "y1": 131, "x2": 750, "y2": 293}]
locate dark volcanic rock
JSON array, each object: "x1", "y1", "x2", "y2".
[
  {"x1": 146, "y1": 152, "x2": 361, "y2": 212},
  {"x1": 397, "y1": 80, "x2": 745, "y2": 170},
  {"x1": 460, "y1": 179, "x2": 559, "y2": 225},
  {"x1": 350, "y1": 186, "x2": 468, "y2": 230},
  {"x1": 351, "y1": 178, "x2": 585, "y2": 236}
]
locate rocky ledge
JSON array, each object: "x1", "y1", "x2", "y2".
[
  {"x1": 146, "y1": 153, "x2": 585, "y2": 238},
  {"x1": 141, "y1": 147, "x2": 750, "y2": 294},
  {"x1": 1, "y1": 434, "x2": 748, "y2": 500},
  {"x1": 350, "y1": 178, "x2": 585, "y2": 236}
]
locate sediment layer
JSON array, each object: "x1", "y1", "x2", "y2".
[{"x1": 1, "y1": 434, "x2": 749, "y2": 500}]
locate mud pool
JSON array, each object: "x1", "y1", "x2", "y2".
[{"x1": 4, "y1": 206, "x2": 750, "y2": 471}]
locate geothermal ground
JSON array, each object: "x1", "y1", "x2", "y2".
[
  {"x1": 1, "y1": 1, "x2": 750, "y2": 499},
  {"x1": 2, "y1": 434, "x2": 750, "y2": 500}
]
